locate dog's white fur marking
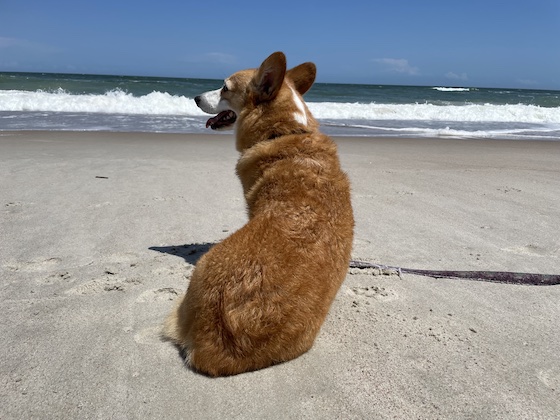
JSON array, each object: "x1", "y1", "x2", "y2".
[
  {"x1": 290, "y1": 87, "x2": 308, "y2": 127},
  {"x1": 197, "y1": 87, "x2": 227, "y2": 114}
]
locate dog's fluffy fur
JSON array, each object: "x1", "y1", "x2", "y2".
[{"x1": 163, "y1": 52, "x2": 354, "y2": 376}]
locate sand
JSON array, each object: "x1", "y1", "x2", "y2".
[{"x1": 1, "y1": 131, "x2": 559, "y2": 419}]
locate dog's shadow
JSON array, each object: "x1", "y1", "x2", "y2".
[{"x1": 149, "y1": 242, "x2": 216, "y2": 265}]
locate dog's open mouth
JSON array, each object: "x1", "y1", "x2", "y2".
[{"x1": 206, "y1": 110, "x2": 237, "y2": 130}]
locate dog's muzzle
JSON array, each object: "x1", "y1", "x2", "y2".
[{"x1": 194, "y1": 96, "x2": 237, "y2": 130}]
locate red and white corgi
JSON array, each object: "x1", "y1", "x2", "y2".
[{"x1": 164, "y1": 52, "x2": 354, "y2": 376}]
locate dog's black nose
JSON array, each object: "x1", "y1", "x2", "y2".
[{"x1": 194, "y1": 96, "x2": 201, "y2": 106}]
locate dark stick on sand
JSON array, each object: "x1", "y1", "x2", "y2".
[{"x1": 349, "y1": 260, "x2": 560, "y2": 286}]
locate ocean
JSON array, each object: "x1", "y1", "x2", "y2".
[{"x1": 1, "y1": 72, "x2": 560, "y2": 140}]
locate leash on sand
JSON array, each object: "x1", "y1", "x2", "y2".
[{"x1": 348, "y1": 260, "x2": 560, "y2": 286}]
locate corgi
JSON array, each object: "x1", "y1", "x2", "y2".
[{"x1": 163, "y1": 52, "x2": 354, "y2": 376}]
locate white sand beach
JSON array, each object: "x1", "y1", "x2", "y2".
[{"x1": 1, "y1": 131, "x2": 559, "y2": 419}]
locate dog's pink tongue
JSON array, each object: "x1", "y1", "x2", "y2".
[
  {"x1": 205, "y1": 115, "x2": 219, "y2": 128},
  {"x1": 206, "y1": 111, "x2": 227, "y2": 129}
]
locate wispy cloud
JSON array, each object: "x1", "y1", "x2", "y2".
[
  {"x1": 0, "y1": 36, "x2": 62, "y2": 53},
  {"x1": 445, "y1": 71, "x2": 468, "y2": 82},
  {"x1": 0, "y1": 37, "x2": 27, "y2": 48},
  {"x1": 517, "y1": 78, "x2": 538, "y2": 86},
  {"x1": 203, "y1": 52, "x2": 236, "y2": 65},
  {"x1": 372, "y1": 58, "x2": 419, "y2": 75},
  {"x1": 0, "y1": 37, "x2": 64, "y2": 71},
  {"x1": 184, "y1": 52, "x2": 237, "y2": 65}
]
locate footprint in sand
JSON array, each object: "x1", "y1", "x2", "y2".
[
  {"x1": 502, "y1": 244, "x2": 548, "y2": 257},
  {"x1": 151, "y1": 263, "x2": 194, "y2": 278},
  {"x1": 497, "y1": 186, "x2": 522, "y2": 193},
  {"x1": 4, "y1": 201, "x2": 25, "y2": 214},
  {"x1": 353, "y1": 238, "x2": 371, "y2": 245},
  {"x1": 87, "y1": 201, "x2": 112, "y2": 209},
  {"x1": 353, "y1": 194, "x2": 377, "y2": 200},
  {"x1": 65, "y1": 273, "x2": 142, "y2": 295},
  {"x1": 343, "y1": 284, "x2": 398, "y2": 303},
  {"x1": 135, "y1": 287, "x2": 183, "y2": 303},
  {"x1": 152, "y1": 195, "x2": 186, "y2": 202},
  {"x1": 39, "y1": 271, "x2": 73, "y2": 285},
  {"x1": 352, "y1": 238, "x2": 372, "y2": 253},
  {"x1": 105, "y1": 252, "x2": 140, "y2": 264},
  {"x1": 3, "y1": 257, "x2": 62, "y2": 272},
  {"x1": 537, "y1": 369, "x2": 559, "y2": 390},
  {"x1": 134, "y1": 326, "x2": 163, "y2": 345}
]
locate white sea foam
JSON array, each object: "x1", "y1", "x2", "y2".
[
  {"x1": 0, "y1": 89, "x2": 206, "y2": 116},
  {"x1": 307, "y1": 102, "x2": 560, "y2": 124},
  {"x1": 432, "y1": 87, "x2": 471, "y2": 92},
  {"x1": 1, "y1": 89, "x2": 560, "y2": 125},
  {"x1": 1, "y1": 89, "x2": 560, "y2": 139},
  {"x1": 329, "y1": 123, "x2": 560, "y2": 140}
]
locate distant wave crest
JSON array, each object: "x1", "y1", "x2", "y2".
[{"x1": 432, "y1": 87, "x2": 472, "y2": 92}]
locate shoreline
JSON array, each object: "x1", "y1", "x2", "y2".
[
  {"x1": 2, "y1": 129, "x2": 560, "y2": 142},
  {"x1": 1, "y1": 130, "x2": 559, "y2": 418}
]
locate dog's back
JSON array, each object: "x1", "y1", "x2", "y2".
[{"x1": 164, "y1": 52, "x2": 354, "y2": 376}]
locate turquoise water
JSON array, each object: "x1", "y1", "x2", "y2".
[{"x1": 1, "y1": 72, "x2": 560, "y2": 139}]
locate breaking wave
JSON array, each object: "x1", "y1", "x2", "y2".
[
  {"x1": 2, "y1": 88, "x2": 560, "y2": 124},
  {"x1": 1, "y1": 88, "x2": 559, "y2": 139},
  {"x1": 432, "y1": 87, "x2": 472, "y2": 92}
]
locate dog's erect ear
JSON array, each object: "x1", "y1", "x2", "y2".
[
  {"x1": 253, "y1": 52, "x2": 287, "y2": 103},
  {"x1": 287, "y1": 62, "x2": 316, "y2": 95}
]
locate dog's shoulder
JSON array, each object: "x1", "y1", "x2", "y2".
[{"x1": 236, "y1": 132, "x2": 346, "y2": 204}]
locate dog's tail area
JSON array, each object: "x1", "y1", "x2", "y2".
[
  {"x1": 161, "y1": 298, "x2": 195, "y2": 364},
  {"x1": 162, "y1": 292, "x2": 317, "y2": 377},
  {"x1": 187, "y1": 318, "x2": 318, "y2": 377},
  {"x1": 162, "y1": 298, "x2": 182, "y2": 342}
]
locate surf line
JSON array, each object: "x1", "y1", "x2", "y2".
[{"x1": 348, "y1": 260, "x2": 560, "y2": 286}]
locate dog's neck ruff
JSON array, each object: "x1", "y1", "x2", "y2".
[
  {"x1": 236, "y1": 121, "x2": 313, "y2": 152},
  {"x1": 266, "y1": 127, "x2": 312, "y2": 141}
]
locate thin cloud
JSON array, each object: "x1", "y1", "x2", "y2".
[
  {"x1": 373, "y1": 58, "x2": 419, "y2": 75},
  {"x1": 185, "y1": 52, "x2": 237, "y2": 65},
  {"x1": 517, "y1": 78, "x2": 538, "y2": 86},
  {"x1": 445, "y1": 71, "x2": 468, "y2": 81},
  {"x1": 0, "y1": 36, "x2": 62, "y2": 53},
  {"x1": 203, "y1": 52, "x2": 236, "y2": 65},
  {"x1": 0, "y1": 37, "x2": 27, "y2": 48}
]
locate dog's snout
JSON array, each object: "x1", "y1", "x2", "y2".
[{"x1": 194, "y1": 96, "x2": 201, "y2": 106}]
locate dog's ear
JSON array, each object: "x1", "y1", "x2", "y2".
[
  {"x1": 253, "y1": 52, "x2": 286, "y2": 103},
  {"x1": 287, "y1": 62, "x2": 316, "y2": 95}
]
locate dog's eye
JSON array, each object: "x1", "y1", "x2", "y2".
[{"x1": 222, "y1": 84, "x2": 228, "y2": 93}]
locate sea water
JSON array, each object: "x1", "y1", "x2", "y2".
[{"x1": 1, "y1": 72, "x2": 560, "y2": 140}]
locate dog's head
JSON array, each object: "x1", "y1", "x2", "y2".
[{"x1": 194, "y1": 52, "x2": 317, "y2": 146}]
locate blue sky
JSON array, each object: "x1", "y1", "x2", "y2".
[{"x1": 1, "y1": 0, "x2": 559, "y2": 89}]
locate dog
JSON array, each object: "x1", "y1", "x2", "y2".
[{"x1": 163, "y1": 52, "x2": 354, "y2": 376}]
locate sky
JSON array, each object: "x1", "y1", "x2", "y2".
[{"x1": 1, "y1": 0, "x2": 559, "y2": 89}]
